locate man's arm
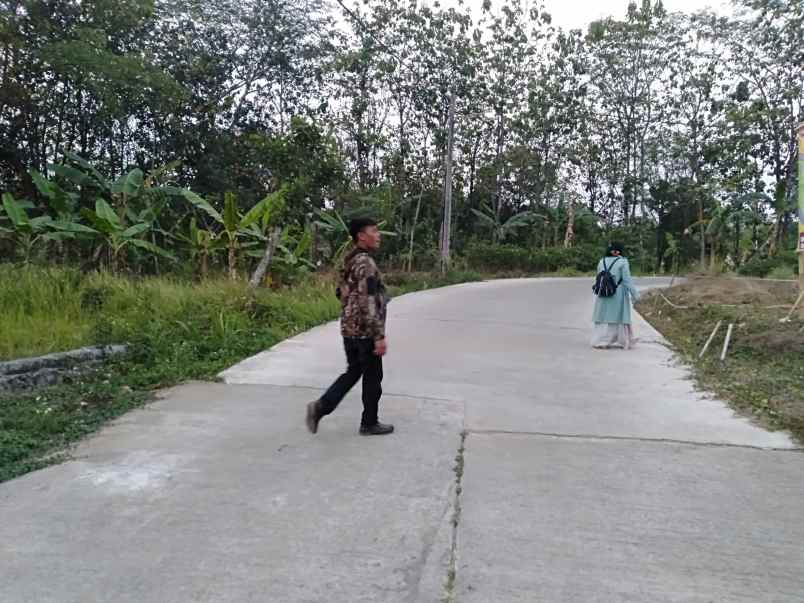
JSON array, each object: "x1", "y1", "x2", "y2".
[{"x1": 354, "y1": 257, "x2": 386, "y2": 343}]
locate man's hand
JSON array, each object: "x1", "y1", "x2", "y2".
[{"x1": 374, "y1": 338, "x2": 387, "y2": 357}]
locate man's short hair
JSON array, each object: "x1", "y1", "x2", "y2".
[{"x1": 349, "y1": 217, "x2": 378, "y2": 242}]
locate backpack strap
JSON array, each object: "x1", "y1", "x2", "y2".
[
  {"x1": 603, "y1": 257, "x2": 620, "y2": 272},
  {"x1": 604, "y1": 257, "x2": 623, "y2": 284}
]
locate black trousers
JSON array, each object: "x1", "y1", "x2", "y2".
[{"x1": 319, "y1": 338, "x2": 383, "y2": 426}]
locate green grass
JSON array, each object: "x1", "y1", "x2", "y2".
[
  {"x1": 0, "y1": 266, "x2": 95, "y2": 359},
  {"x1": 0, "y1": 265, "x2": 482, "y2": 482}
]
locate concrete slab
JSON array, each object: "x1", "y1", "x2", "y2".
[
  {"x1": 457, "y1": 432, "x2": 804, "y2": 603},
  {"x1": 3, "y1": 277, "x2": 801, "y2": 603},
  {"x1": 222, "y1": 278, "x2": 794, "y2": 449},
  {"x1": 0, "y1": 383, "x2": 463, "y2": 603}
]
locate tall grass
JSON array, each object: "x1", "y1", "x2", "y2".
[
  {"x1": 0, "y1": 265, "x2": 480, "y2": 481},
  {"x1": 0, "y1": 266, "x2": 94, "y2": 359},
  {"x1": 0, "y1": 265, "x2": 482, "y2": 363},
  {"x1": 0, "y1": 265, "x2": 342, "y2": 363}
]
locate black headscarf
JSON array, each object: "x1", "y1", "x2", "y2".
[{"x1": 606, "y1": 242, "x2": 625, "y2": 257}]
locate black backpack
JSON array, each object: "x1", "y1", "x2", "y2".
[{"x1": 593, "y1": 257, "x2": 622, "y2": 297}]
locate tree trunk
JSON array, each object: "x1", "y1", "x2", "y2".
[
  {"x1": 699, "y1": 194, "x2": 706, "y2": 270},
  {"x1": 200, "y1": 250, "x2": 209, "y2": 280},
  {"x1": 493, "y1": 107, "x2": 505, "y2": 220},
  {"x1": 563, "y1": 199, "x2": 575, "y2": 249},
  {"x1": 249, "y1": 226, "x2": 282, "y2": 289},
  {"x1": 469, "y1": 134, "x2": 480, "y2": 206},
  {"x1": 710, "y1": 239, "x2": 717, "y2": 272},
  {"x1": 151, "y1": 231, "x2": 160, "y2": 275},
  {"x1": 407, "y1": 182, "x2": 425, "y2": 273},
  {"x1": 655, "y1": 210, "x2": 665, "y2": 273},
  {"x1": 767, "y1": 212, "x2": 783, "y2": 257},
  {"x1": 439, "y1": 92, "x2": 456, "y2": 274},
  {"x1": 228, "y1": 240, "x2": 237, "y2": 281},
  {"x1": 311, "y1": 221, "x2": 319, "y2": 266}
]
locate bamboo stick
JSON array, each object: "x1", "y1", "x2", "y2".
[
  {"x1": 779, "y1": 291, "x2": 804, "y2": 323},
  {"x1": 699, "y1": 320, "x2": 723, "y2": 359},
  {"x1": 720, "y1": 323, "x2": 734, "y2": 362}
]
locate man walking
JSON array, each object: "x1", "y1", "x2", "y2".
[{"x1": 305, "y1": 218, "x2": 394, "y2": 436}]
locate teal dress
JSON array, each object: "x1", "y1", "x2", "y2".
[{"x1": 591, "y1": 256, "x2": 640, "y2": 349}]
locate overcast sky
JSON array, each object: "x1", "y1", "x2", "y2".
[
  {"x1": 546, "y1": 0, "x2": 729, "y2": 30},
  {"x1": 440, "y1": 0, "x2": 732, "y2": 31}
]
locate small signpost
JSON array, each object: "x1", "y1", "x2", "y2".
[{"x1": 798, "y1": 123, "x2": 804, "y2": 317}]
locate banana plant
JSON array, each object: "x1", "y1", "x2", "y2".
[
  {"x1": 30, "y1": 169, "x2": 79, "y2": 221},
  {"x1": 52, "y1": 153, "x2": 185, "y2": 223},
  {"x1": 248, "y1": 229, "x2": 315, "y2": 267},
  {"x1": 175, "y1": 216, "x2": 225, "y2": 279},
  {"x1": 314, "y1": 209, "x2": 395, "y2": 262},
  {"x1": 40, "y1": 155, "x2": 186, "y2": 271},
  {"x1": 664, "y1": 232, "x2": 681, "y2": 276},
  {"x1": 245, "y1": 228, "x2": 315, "y2": 286},
  {"x1": 28, "y1": 168, "x2": 100, "y2": 255},
  {"x1": 0, "y1": 193, "x2": 88, "y2": 264},
  {"x1": 276, "y1": 229, "x2": 315, "y2": 270},
  {"x1": 314, "y1": 209, "x2": 352, "y2": 261},
  {"x1": 0, "y1": 198, "x2": 12, "y2": 238},
  {"x1": 471, "y1": 203, "x2": 543, "y2": 243},
  {"x1": 243, "y1": 189, "x2": 288, "y2": 288},
  {"x1": 183, "y1": 189, "x2": 285, "y2": 281},
  {"x1": 80, "y1": 197, "x2": 175, "y2": 273}
]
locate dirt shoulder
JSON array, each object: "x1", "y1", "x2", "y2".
[{"x1": 637, "y1": 276, "x2": 804, "y2": 444}]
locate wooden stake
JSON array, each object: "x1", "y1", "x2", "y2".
[
  {"x1": 780, "y1": 290, "x2": 804, "y2": 323},
  {"x1": 660, "y1": 293, "x2": 689, "y2": 309},
  {"x1": 699, "y1": 320, "x2": 723, "y2": 359},
  {"x1": 720, "y1": 323, "x2": 734, "y2": 362}
]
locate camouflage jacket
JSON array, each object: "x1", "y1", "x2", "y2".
[{"x1": 337, "y1": 248, "x2": 387, "y2": 341}]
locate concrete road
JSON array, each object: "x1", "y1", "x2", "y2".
[{"x1": 2, "y1": 278, "x2": 803, "y2": 602}]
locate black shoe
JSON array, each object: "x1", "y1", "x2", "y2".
[
  {"x1": 359, "y1": 422, "x2": 394, "y2": 436},
  {"x1": 306, "y1": 400, "x2": 322, "y2": 434}
]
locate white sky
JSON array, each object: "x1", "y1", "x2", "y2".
[
  {"x1": 538, "y1": 0, "x2": 730, "y2": 31},
  {"x1": 438, "y1": 0, "x2": 732, "y2": 31}
]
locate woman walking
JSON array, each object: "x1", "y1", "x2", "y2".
[{"x1": 591, "y1": 243, "x2": 640, "y2": 350}]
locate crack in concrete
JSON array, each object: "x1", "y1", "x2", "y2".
[
  {"x1": 442, "y1": 430, "x2": 467, "y2": 603},
  {"x1": 467, "y1": 429, "x2": 804, "y2": 452},
  {"x1": 392, "y1": 315, "x2": 590, "y2": 333},
  {"x1": 402, "y1": 481, "x2": 455, "y2": 603},
  {"x1": 214, "y1": 381, "x2": 463, "y2": 405}
]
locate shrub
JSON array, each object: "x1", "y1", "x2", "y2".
[
  {"x1": 463, "y1": 242, "x2": 601, "y2": 274},
  {"x1": 531, "y1": 246, "x2": 599, "y2": 273},
  {"x1": 464, "y1": 243, "x2": 531, "y2": 272},
  {"x1": 767, "y1": 265, "x2": 796, "y2": 280},
  {"x1": 738, "y1": 252, "x2": 798, "y2": 278}
]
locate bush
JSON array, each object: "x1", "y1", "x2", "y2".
[
  {"x1": 768, "y1": 265, "x2": 796, "y2": 280},
  {"x1": 738, "y1": 257, "x2": 775, "y2": 277},
  {"x1": 464, "y1": 243, "x2": 600, "y2": 274},
  {"x1": 531, "y1": 245, "x2": 600, "y2": 273},
  {"x1": 738, "y1": 252, "x2": 798, "y2": 278},
  {"x1": 464, "y1": 243, "x2": 531, "y2": 272}
]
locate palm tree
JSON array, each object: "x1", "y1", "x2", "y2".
[{"x1": 471, "y1": 203, "x2": 543, "y2": 243}]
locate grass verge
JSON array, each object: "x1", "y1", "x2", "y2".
[
  {"x1": 637, "y1": 277, "x2": 804, "y2": 444},
  {"x1": 0, "y1": 266, "x2": 482, "y2": 483}
]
